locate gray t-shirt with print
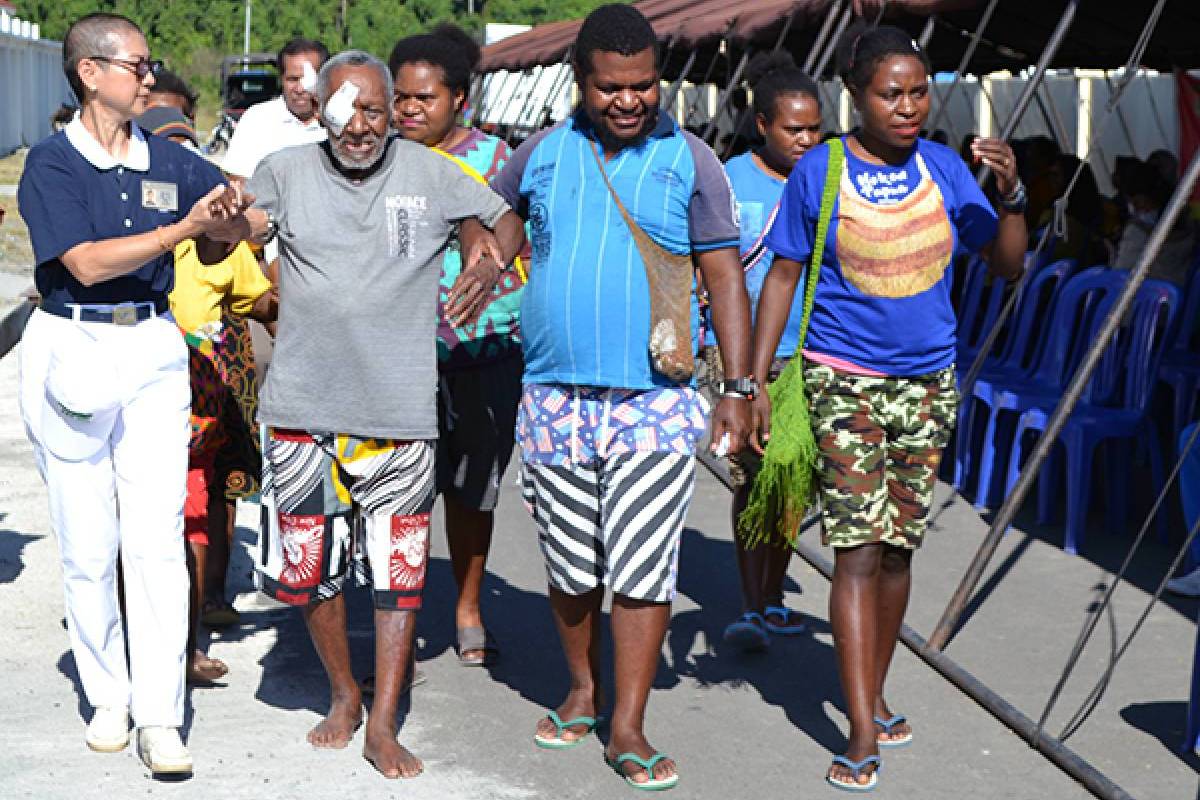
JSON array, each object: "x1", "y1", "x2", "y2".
[{"x1": 249, "y1": 137, "x2": 510, "y2": 439}]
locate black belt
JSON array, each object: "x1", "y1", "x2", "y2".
[{"x1": 40, "y1": 299, "x2": 168, "y2": 325}]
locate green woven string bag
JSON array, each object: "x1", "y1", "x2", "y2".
[{"x1": 738, "y1": 138, "x2": 844, "y2": 548}]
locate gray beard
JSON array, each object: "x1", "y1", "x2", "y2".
[{"x1": 330, "y1": 139, "x2": 385, "y2": 172}]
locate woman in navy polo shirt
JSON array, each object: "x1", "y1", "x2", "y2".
[{"x1": 17, "y1": 12, "x2": 249, "y2": 777}]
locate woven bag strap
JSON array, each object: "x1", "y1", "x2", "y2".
[{"x1": 795, "y1": 137, "x2": 844, "y2": 350}]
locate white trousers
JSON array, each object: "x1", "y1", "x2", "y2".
[{"x1": 19, "y1": 308, "x2": 190, "y2": 727}]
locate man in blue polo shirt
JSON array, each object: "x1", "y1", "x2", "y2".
[
  {"x1": 17, "y1": 13, "x2": 255, "y2": 776},
  {"x1": 491, "y1": 4, "x2": 753, "y2": 790}
]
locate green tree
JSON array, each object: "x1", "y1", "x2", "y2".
[{"x1": 14, "y1": 0, "x2": 629, "y2": 117}]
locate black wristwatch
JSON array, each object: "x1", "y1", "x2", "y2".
[
  {"x1": 719, "y1": 376, "x2": 759, "y2": 400},
  {"x1": 260, "y1": 210, "x2": 279, "y2": 244}
]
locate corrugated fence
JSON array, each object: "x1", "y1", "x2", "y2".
[{"x1": 1, "y1": 12, "x2": 74, "y2": 156}]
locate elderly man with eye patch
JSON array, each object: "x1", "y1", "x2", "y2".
[{"x1": 233, "y1": 50, "x2": 525, "y2": 780}]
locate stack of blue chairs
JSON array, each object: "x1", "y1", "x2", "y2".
[
  {"x1": 1155, "y1": 262, "x2": 1200, "y2": 441},
  {"x1": 954, "y1": 261, "x2": 1182, "y2": 554},
  {"x1": 952, "y1": 257, "x2": 1079, "y2": 506}
]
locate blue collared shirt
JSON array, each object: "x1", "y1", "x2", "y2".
[
  {"x1": 492, "y1": 110, "x2": 739, "y2": 390},
  {"x1": 19, "y1": 117, "x2": 224, "y2": 306}
]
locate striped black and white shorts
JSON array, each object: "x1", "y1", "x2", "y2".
[
  {"x1": 257, "y1": 429, "x2": 435, "y2": 610},
  {"x1": 519, "y1": 451, "x2": 696, "y2": 603}
]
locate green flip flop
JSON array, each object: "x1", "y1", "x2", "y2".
[
  {"x1": 533, "y1": 710, "x2": 599, "y2": 750},
  {"x1": 605, "y1": 751, "x2": 679, "y2": 791}
]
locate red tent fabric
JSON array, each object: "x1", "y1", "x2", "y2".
[{"x1": 479, "y1": 0, "x2": 1200, "y2": 75}]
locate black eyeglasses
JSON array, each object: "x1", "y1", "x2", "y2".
[{"x1": 89, "y1": 55, "x2": 163, "y2": 79}]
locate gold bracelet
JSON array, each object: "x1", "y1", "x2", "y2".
[{"x1": 155, "y1": 226, "x2": 171, "y2": 253}]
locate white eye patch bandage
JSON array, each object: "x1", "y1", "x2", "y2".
[
  {"x1": 322, "y1": 80, "x2": 360, "y2": 136},
  {"x1": 300, "y1": 60, "x2": 318, "y2": 92}
]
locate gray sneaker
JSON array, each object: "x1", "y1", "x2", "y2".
[{"x1": 1166, "y1": 566, "x2": 1200, "y2": 598}]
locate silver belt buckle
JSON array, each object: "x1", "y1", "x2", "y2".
[{"x1": 112, "y1": 305, "x2": 138, "y2": 326}]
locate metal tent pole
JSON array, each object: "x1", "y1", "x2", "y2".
[
  {"x1": 1102, "y1": 72, "x2": 1141, "y2": 157},
  {"x1": 535, "y1": 46, "x2": 576, "y2": 129},
  {"x1": 683, "y1": 32, "x2": 729, "y2": 126},
  {"x1": 662, "y1": 49, "x2": 698, "y2": 114},
  {"x1": 927, "y1": 0, "x2": 1000, "y2": 140},
  {"x1": 975, "y1": 0, "x2": 1080, "y2": 182},
  {"x1": 719, "y1": 8, "x2": 801, "y2": 158},
  {"x1": 1033, "y1": 81, "x2": 1072, "y2": 154},
  {"x1": 958, "y1": 0, "x2": 1162, "y2": 399},
  {"x1": 803, "y1": 0, "x2": 845, "y2": 73},
  {"x1": 484, "y1": 70, "x2": 522, "y2": 127},
  {"x1": 703, "y1": 48, "x2": 754, "y2": 143},
  {"x1": 917, "y1": 14, "x2": 936, "y2": 49},
  {"x1": 511, "y1": 65, "x2": 548, "y2": 135},
  {"x1": 810, "y1": 1, "x2": 853, "y2": 80},
  {"x1": 927, "y1": 144, "x2": 1200, "y2": 653},
  {"x1": 789, "y1": 539, "x2": 1136, "y2": 800},
  {"x1": 693, "y1": 453, "x2": 1140, "y2": 800}
]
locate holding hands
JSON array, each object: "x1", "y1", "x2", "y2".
[{"x1": 446, "y1": 226, "x2": 505, "y2": 328}]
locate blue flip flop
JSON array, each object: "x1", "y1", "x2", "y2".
[
  {"x1": 874, "y1": 714, "x2": 913, "y2": 748},
  {"x1": 606, "y1": 751, "x2": 679, "y2": 791},
  {"x1": 827, "y1": 755, "x2": 881, "y2": 792},
  {"x1": 762, "y1": 605, "x2": 807, "y2": 635},
  {"x1": 533, "y1": 710, "x2": 600, "y2": 750},
  {"x1": 723, "y1": 611, "x2": 769, "y2": 651}
]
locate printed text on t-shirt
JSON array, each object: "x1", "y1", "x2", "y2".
[{"x1": 854, "y1": 169, "x2": 910, "y2": 203}]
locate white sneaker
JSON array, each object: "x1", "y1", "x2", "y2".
[
  {"x1": 1167, "y1": 567, "x2": 1200, "y2": 598},
  {"x1": 137, "y1": 726, "x2": 193, "y2": 775},
  {"x1": 85, "y1": 705, "x2": 130, "y2": 753}
]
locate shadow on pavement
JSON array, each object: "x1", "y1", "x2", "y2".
[
  {"x1": 0, "y1": 528, "x2": 41, "y2": 584},
  {"x1": 1119, "y1": 701, "x2": 1200, "y2": 772},
  {"x1": 671, "y1": 527, "x2": 849, "y2": 755},
  {"x1": 55, "y1": 650, "x2": 88, "y2": 723}
]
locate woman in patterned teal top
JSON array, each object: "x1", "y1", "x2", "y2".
[{"x1": 390, "y1": 24, "x2": 526, "y2": 667}]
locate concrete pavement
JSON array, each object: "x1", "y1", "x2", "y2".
[{"x1": 0, "y1": 349, "x2": 1196, "y2": 799}]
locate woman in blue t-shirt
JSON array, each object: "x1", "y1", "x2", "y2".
[
  {"x1": 718, "y1": 53, "x2": 822, "y2": 652},
  {"x1": 753, "y1": 26, "x2": 1027, "y2": 791}
]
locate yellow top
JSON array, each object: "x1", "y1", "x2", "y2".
[{"x1": 169, "y1": 240, "x2": 272, "y2": 335}]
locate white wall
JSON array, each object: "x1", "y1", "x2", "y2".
[{"x1": 0, "y1": 13, "x2": 74, "y2": 155}]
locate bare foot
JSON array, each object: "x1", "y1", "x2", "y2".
[
  {"x1": 534, "y1": 687, "x2": 604, "y2": 745},
  {"x1": 606, "y1": 730, "x2": 677, "y2": 786},
  {"x1": 307, "y1": 692, "x2": 362, "y2": 749},
  {"x1": 363, "y1": 726, "x2": 423, "y2": 779},
  {"x1": 187, "y1": 651, "x2": 228, "y2": 684}
]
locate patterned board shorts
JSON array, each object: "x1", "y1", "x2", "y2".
[
  {"x1": 256, "y1": 429, "x2": 435, "y2": 610},
  {"x1": 519, "y1": 452, "x2": 696, "y2": 603},
  {"x1": 805, "y1": 363, "x2": 959, "y2": 549}
]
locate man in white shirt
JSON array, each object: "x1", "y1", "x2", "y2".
[{"x1": 222, "y1": 38, "x2": 330, "y2": 180}]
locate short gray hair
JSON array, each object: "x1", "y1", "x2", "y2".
[
  {"x1": 63, "y1": 13, "x2": 142, "y2": 102},
  {"x1": 316, "y1": 50, "x2": 394, "y2": 111}
]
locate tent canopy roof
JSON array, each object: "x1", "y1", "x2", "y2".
[{"x1": 480, "y1": 0, "x2": 1200, "y2": 77}]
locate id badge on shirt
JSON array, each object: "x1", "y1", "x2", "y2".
[{"x1": 141, "y1": 180, "x2": 179, "y2": 212}]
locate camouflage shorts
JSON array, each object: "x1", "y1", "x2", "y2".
[
  {"x1": 805, "y1": 363, "x2": 959, "y2": 549},
  {"x1": 698, "y1": 345, "x2": 789, "y2": 487}
]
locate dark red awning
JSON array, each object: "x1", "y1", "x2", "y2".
[{"x1": 480, "y1": 0, "x2": 1200, "y2": 76}]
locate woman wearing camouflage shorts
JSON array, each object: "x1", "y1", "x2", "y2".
[{"x1": 750, "y1": 26, "x2": 1027, "y2": 791}]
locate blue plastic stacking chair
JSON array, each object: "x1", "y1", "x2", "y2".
[
  {"x1": 956, "y1": 255, "x2": 1009, "y2": 370},
  {"x1": 1005, "y1": 278, "x2": 1181, "y2": 554},
  {"x1": 954, "y1": 258, "x2": 1079, "y2": 504},
  {"x1": 1155, "y1": 263, "x2": 1200, "y2": 440}
]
